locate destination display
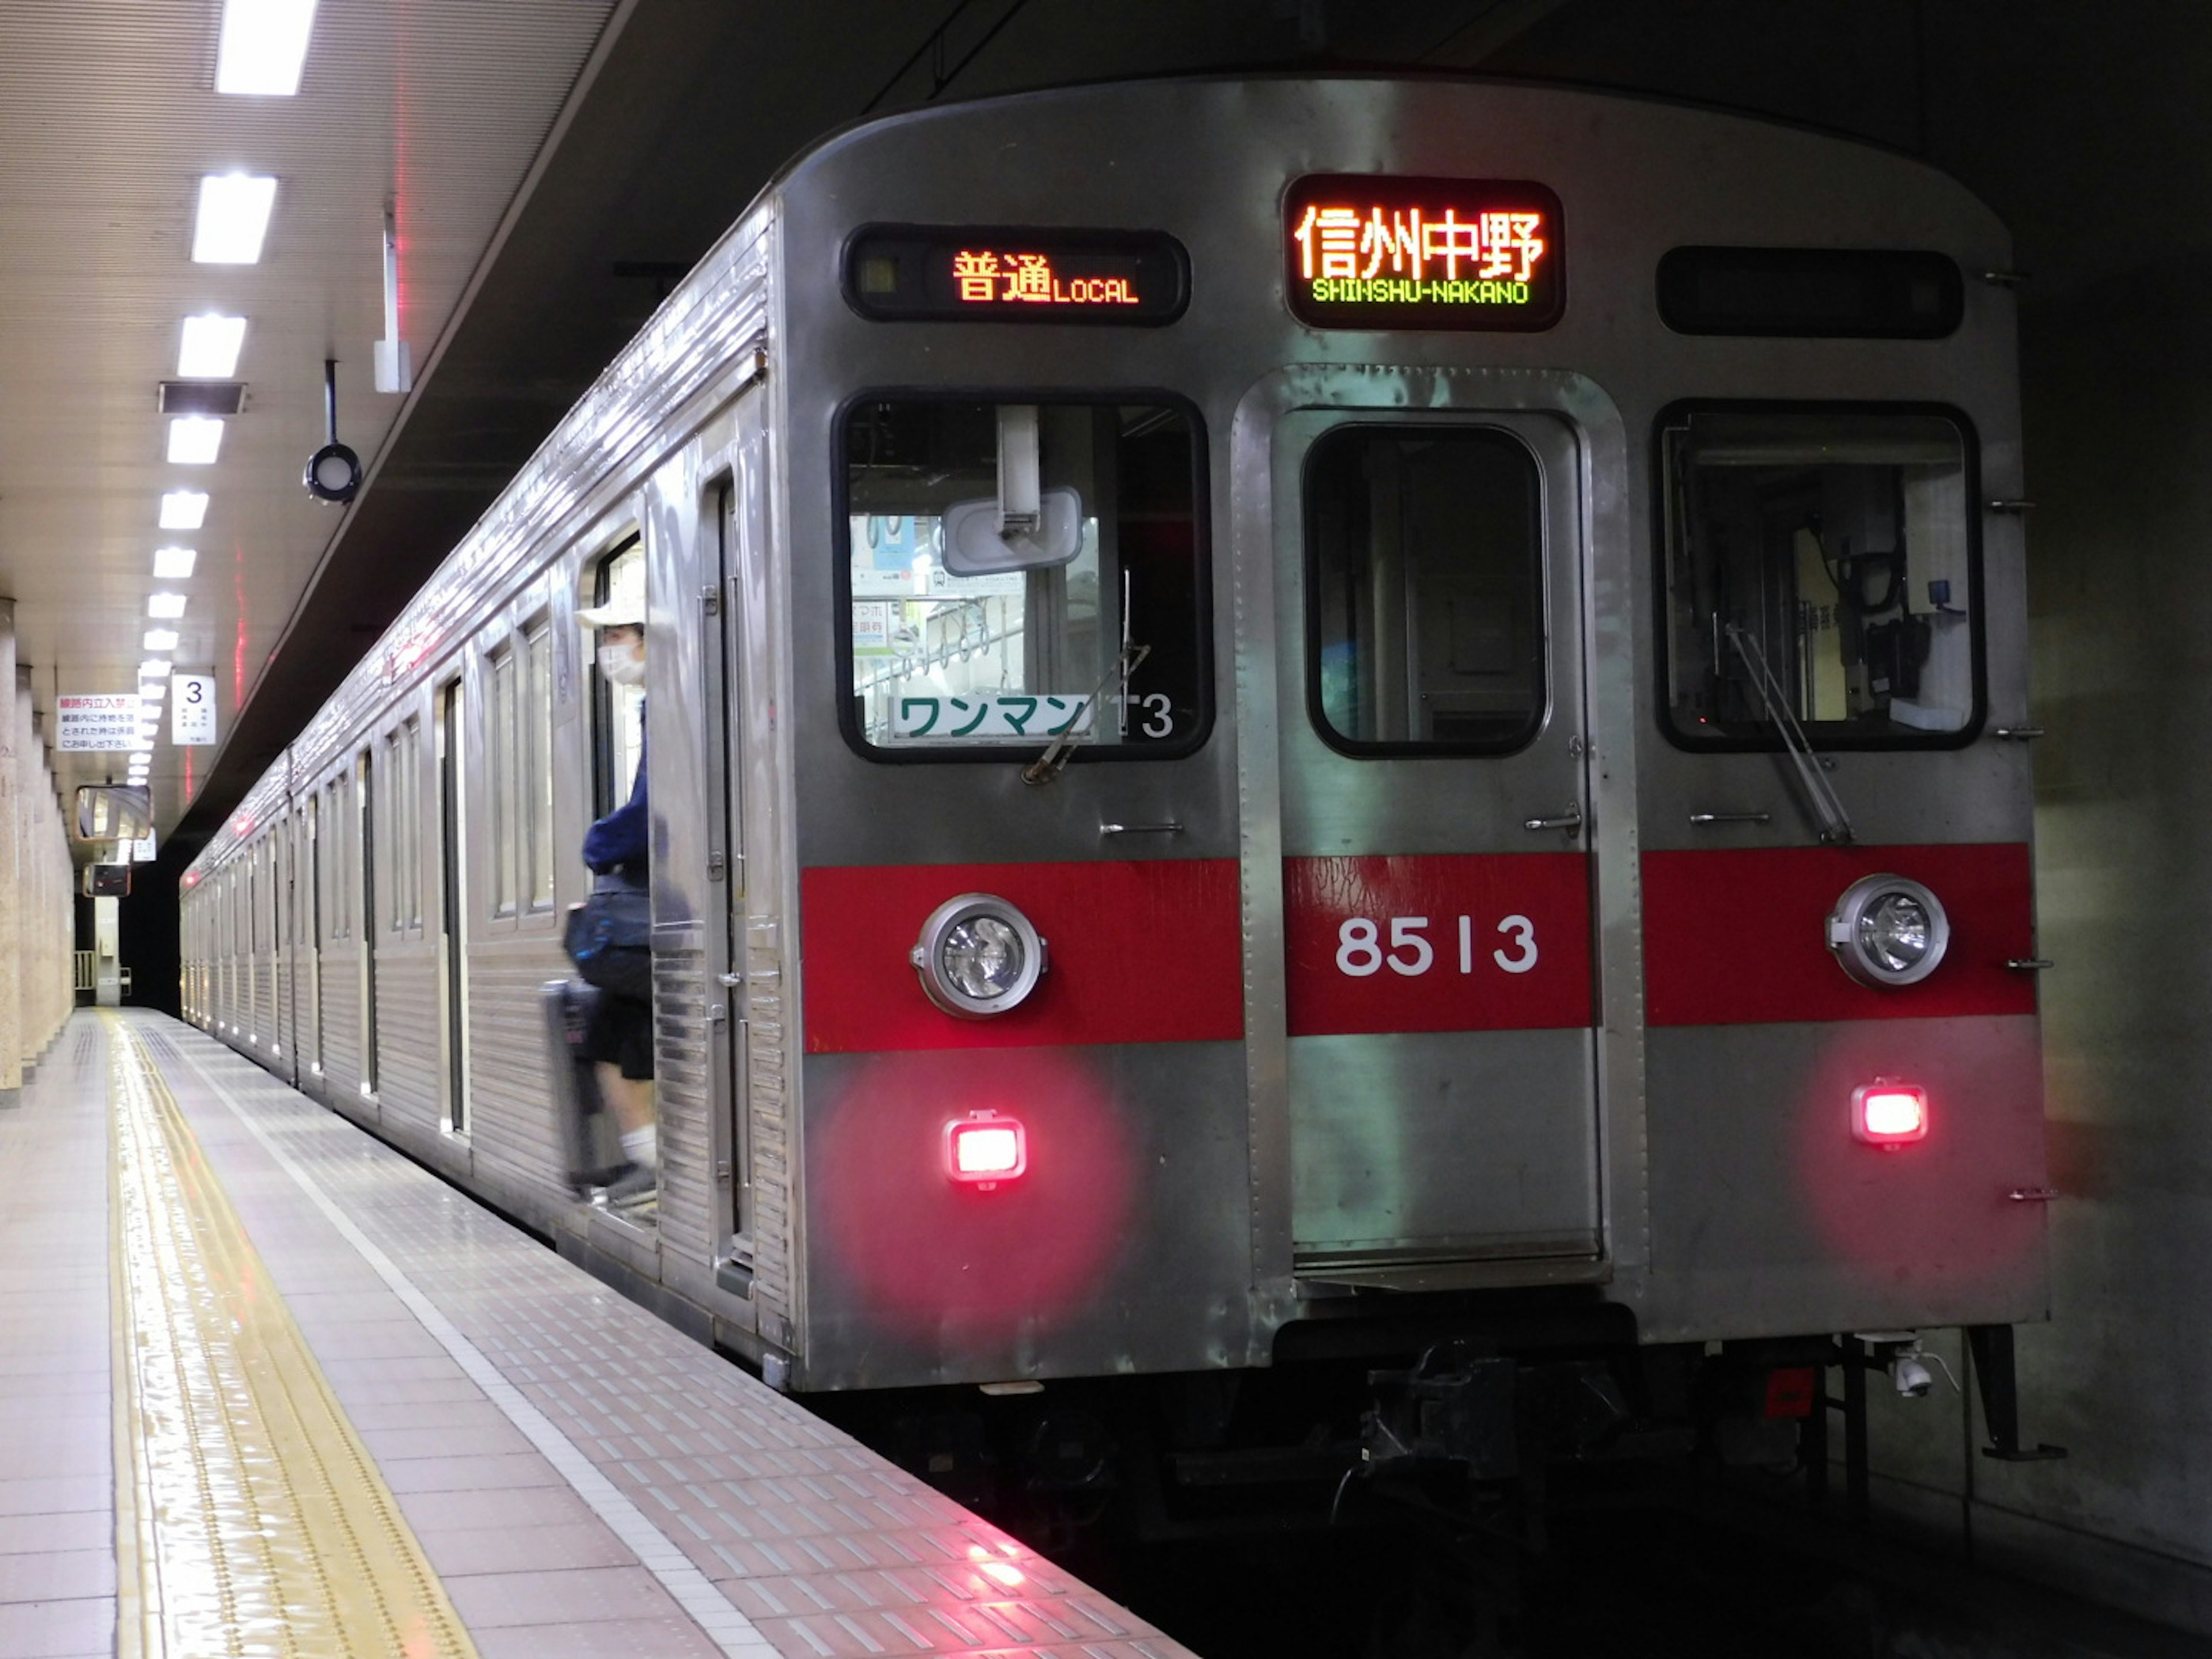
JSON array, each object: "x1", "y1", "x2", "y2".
[
  {"x1": 1656, "y1": 246, "x2": 1963, "y2": 338},
  {"x1": 1284, "y1": 175, "x2": 1565, "y2": 331},
  {"x1": 844, "y1": 226, "x2": 1188, "y2": 324}
]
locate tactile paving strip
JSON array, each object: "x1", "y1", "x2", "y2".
[
  {"x1": 107, "y1": 1014, "x2": 479, "y2": 1658},
  {"x1": 144, "y1": 1013, "x2": 1197, "y2": 1659}
]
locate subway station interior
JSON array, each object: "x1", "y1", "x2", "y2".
[{"x1": 4, "y1": 2, "x2": 2211, "y2": 1655}]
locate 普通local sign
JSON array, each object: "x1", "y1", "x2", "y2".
[
  {"x1": 55, "y1": 694, "x2": 140, "y2": 752},
  {"x1": 172, "y1": 675, "x2": 218, "y2": 747}
]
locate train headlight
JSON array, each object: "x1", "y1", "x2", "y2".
[
  {"x1": 911, "y1": 893, "x2": 1047, "y2": 1017},
  {"x1": 1827, "y1": 874, "x2": 1949, "y2": 988}
]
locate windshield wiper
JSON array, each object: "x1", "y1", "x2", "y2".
[
  {"x1": 1022, "y1": 641, "x2": 1150, "y2": 786},
  {"x1": 1725, "y1": 623, "x2": 1854, "y2": 844}
]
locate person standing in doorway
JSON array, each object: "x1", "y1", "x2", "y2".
[{"x1": 577, "y1": 590, "x2": 657, "y2": 1208}]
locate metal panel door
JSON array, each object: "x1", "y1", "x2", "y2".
[{"x1": 1276, "y1": 407, "x2": 1599, "y2": 1278}]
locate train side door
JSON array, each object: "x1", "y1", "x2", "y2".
[{"x1": 1274, "y1": 407, "x2": 1600, "y2": 1280}]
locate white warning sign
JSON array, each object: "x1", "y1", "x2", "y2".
[{"x1": 55, "y1": 694, "x2": 141, "y2": 752}]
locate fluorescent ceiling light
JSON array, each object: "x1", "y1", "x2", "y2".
[
  {"x1": 192, "y1": 175, "x2": 277, "y2": 264},
  {"x1": 144, "y1": 628, "x2": 180, "y2": 652},
  {"x1": 168, "y1": 417, "x2": 224, "y2": 464},
  {"x1": 153, "y1": 546, "x2": 198, "y2": 580},
  {"x1": 141, "y1": 684, "x2": 167, "y2": 702},
  {"x1": 130, "y1": 752, "x2": 153, "y2": 766},
  {"x1": 216, "y1": 0, "x2": 318, "y2": 96},
  {"x1": 178, "y1": 314, "x2": 247, "y2": 378},
  {"x1": 140, "y1": 659, "x2": 172, "y2": 678},
  {"x1": 159, "y1": 491, "x2": 208, "y2": 530},
  {"x1": 148, "y1": 593, "x2": 187, "y2": 619}
]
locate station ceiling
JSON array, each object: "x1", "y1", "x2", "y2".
[{"x1": 0, "y1": 0, "x2": 1648, "y2": 867}]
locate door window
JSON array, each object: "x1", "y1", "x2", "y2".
[{"x1": 1305, "y1": 425, "x2": 1547, "y2": 755}]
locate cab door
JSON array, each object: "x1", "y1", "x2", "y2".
[{"x1": 1274, "y1": 406, "x2": 1600, "y2": 1281}]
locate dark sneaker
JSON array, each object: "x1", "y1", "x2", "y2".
[{"x1": 600, "y1": 1164, "x2": 658, "y2": 1211}]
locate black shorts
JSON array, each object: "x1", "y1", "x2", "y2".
[{"x1": 580, "y1": 991, "x2": 654, "y2": 1081}]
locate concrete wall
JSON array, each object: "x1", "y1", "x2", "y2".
[
  {"x1": 0, "y1": 603, "x2": 79, "y2": 1100},
  {"x1": 1487, "y1": 0, "x2": 2212, "y2": 1627}
]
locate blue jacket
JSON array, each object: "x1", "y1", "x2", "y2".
[{"x1": 584, "y1": 732, "x2": 647, "y2": 875}]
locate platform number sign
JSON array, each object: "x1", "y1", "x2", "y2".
[{"x1": 171, "y1": 675, "x2": 217, "y2": 747}]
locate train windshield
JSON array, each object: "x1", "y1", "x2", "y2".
[
  {"x1": 842, "y1": 399, "x2": 1206, "y2": 757},
  {"x1": 1660, "y1": 408, "x2": 1980, "y2": 747}
]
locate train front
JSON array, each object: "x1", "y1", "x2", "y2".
[{"x1": 762, "y1": 76, "x2": 2050, "y2": 1423}]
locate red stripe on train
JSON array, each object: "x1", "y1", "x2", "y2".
[
  {"x1": 1284, "y1": 853, "x2": 1594, "y2": 1036},
  {"x1": 800, "y1": 859, "x2": 1244, "y2": 1054},
  {"x1": 1642, "y1": 843, "x2": 2037, "y2": 1027}
]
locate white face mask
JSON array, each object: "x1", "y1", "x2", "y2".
[{"x1": 598, "y1": 637, "x2": 645, "y2": 686}]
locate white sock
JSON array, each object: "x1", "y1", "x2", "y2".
[{"x1": 620, "y1": 1126, "x2": 658, "y2": 1172}]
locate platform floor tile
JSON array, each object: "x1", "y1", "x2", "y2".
[{"x1": 116, "y1": 1012, "x2": 1196, "y2": 1659}]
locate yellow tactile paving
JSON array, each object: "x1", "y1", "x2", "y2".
[{"x1": 105, "y1": 1014, "x2": 480, "y2": 1659}]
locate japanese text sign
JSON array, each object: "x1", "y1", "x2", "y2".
[
  {"x1": 846, "y1": 226, "x2": 1188, "y2": 325},
  {"x1": 1285, "y1": 175, "x2": 1565, "y2": 331},
  {"x1": 55, "y1": 694, "x2": 141, "y2": 752}
]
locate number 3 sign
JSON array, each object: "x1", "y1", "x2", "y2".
[
  {"x1": 171, "y1": 675, "x2": 218, "y2": 747},
  {"x1": 1284, "y1": 853, "x2": 1590, "y2": 1037}
]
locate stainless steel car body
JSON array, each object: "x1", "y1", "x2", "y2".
[{"x1": 182, "y1": 75, "x2": 2043, "y2": 1393}]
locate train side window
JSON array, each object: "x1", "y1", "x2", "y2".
[
  {"x1": 490, "y1": 641, "x2": 520, "y2": 918},
  {"x1": 400, "y1": 718, "x2": 422, "y2": 927},
  {"x1": 1658, "y1": 406, "x2": 1982, "y2": 748},
  {"x1": 329, "y1": 778, "x2": 349, "y2": 938},
  {"x1": 525, "y1": 620, "x2": 555, "y2": 909},
  {"x1": 385, "y1": 724, "x2": 421, "y2": 931},
  {"x1": 590, "y1": 541, "x2": 646, "y2": 816},
  {"x1": 840, "y1": 398, "x2": 1207, "y2": 758},
  {"x1": 1304, "y1": 425, "x2": 1547, "y2": 753}
]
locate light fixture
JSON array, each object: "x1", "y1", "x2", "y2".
[
  {"x1": 168, "y1": 416, "x2": 224, "y2": 464},
  {"x1": 153, "y1": 546, "x2": 198, "y2": 580},
  {"x1": 910, "y1": 893, "x2": 1048, "y2": 1018},
  {"x1": 139, "y1": 682, "x2": 167, "y2": 702},
  {"x1": 129, "y1": 751, "x2": 153, "y2": 766},
  {"x1": 144, "y1": 628, "x2": 179, "y2": 652},
  {"x1": 177, "y1": 315, "x2": 247, "y2": 378},
  {"x1": 215, "y1": 0, "x2": 319, "y2": 95},
  {"x1": 1853, "y1": 1082, "x2": 1929, "y2": 1147},
  {"x1": 159, "y1": 493, "x2": 208, "y2": 531},
  {"x1": 140, "y1": 658, "x2": 172, "y2": 677},
  {"x1": 944, "y1": 1111, "x2": 1028, "y2": 1188},
  {"x1": 1827, "y1": 874, "x2": 1950, "y2": 988},
  {"x1": 192, "y1": 174, "x2": 277, "y2": 264},
  {"x1": 148, "y1": 593, "x2": 187, "y2": 619}
]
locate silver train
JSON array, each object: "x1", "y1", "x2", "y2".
[{"x1": 183, "y1": 76, "x2": 2050, "y2": 1472}]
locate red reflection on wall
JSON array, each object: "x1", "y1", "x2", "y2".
[{"x1": 812, "y1": 1048, "x2": 1134, "y2": 1341}]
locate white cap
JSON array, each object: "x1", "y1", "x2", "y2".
[{"x1": 577, "y1": 593, "x2": 645, "y2": 628}]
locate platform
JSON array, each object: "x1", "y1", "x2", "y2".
[{"x1": 0, "y1": 1010, "x2": 1195, "y2": 1659}]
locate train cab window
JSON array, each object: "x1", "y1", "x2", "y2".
[
  {"x1": 842, "y1": 398, "x2": 1206, "y2": 757},
  {"x1": 1660, "y1": 407, "x2": 1981, "y2": 747},
  {"x1": 1305, "y1": 425, "x2": 1546, "y2": 753}
]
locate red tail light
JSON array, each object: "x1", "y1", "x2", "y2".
[
  {"x1": 1853, "y1": 1084, "x2": 1927, "y2": 1147},
  {"x1": 945, "y1": 1111, "x2": 1027, "y2": 1187}
]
